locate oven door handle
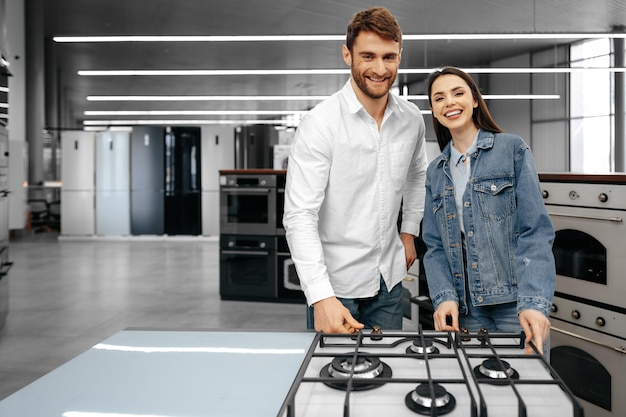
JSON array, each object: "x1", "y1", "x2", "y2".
[
  {"x1": 222, "y1": 250, "x2": 270, "y2": 256},
  {"x1": 551, "y1": 326, "x2": 626, "y2": 354},
  {"x1": 221, "y1": 188, "x2": 272, "y2": 193},
  {"x1": 547, "y1": 211, "x2": 623, "y2": 223}
]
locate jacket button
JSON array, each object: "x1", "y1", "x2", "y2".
[
  {"x1": 467, "y1": 231, "x2": 473, "y2": 237},
  {"x1": 491, "y1": 184, "x2": 497, "y2": 191},
  {"x1": 477, "y1": 296, "x2": 483, "y2": 302},
  {"x1": 464, "y1": 201, "x2": 470, "y2": 207}
]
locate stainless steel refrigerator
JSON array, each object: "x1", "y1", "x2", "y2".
[
  {"x1": 131, "y1": 126, "x2": 165, "y2": 235},
  {"x1": 164, "y1": 126, "x2": 202, "y2": 235},
  {"x1": 61, "y1": 131, "x2": 96, "y2": 236},
  {"x1": 95, "y1": 130, "x2": 131, "y2": 236},
  {"x1": 201, "y1": 125, "x2": 234, "y2": 236}
]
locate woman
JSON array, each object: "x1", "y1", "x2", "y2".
[{"x1": 422, "y1": 66, "x2": 555, "y2": 354}]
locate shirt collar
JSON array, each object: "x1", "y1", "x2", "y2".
[
  {"x1": 450, "y1": 130, "x2": 479, "y2": 166},
  {"x1": 341, "y1": 79, "x2": 403, "y2": 115}
]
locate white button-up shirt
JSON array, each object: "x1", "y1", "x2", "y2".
[{"x1": 283, "y1": 80, "x2": 428, "y2": 305}]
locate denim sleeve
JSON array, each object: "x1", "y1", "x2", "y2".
[
  {"x1": 422, "y1": 172, "x2": 459, "y2": 310},
  {"x1": 513, "y1": 143, "x2": 556, "y2": 316}
]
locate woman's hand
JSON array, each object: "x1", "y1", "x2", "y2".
[
  {"x1": 433, "y1": 300, "x2": 460, "y2": 332},
  {"x1": 518, "y1": 309, "x2": 550, "y2": 354}
]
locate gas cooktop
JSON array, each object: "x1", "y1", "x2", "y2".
[{"x1": 280, "y1": 329, "x2": 584, "y2": 417}]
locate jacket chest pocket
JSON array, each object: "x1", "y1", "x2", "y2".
[{"x1": 473, "y1": 177, "x2": 515, "y2": 221}]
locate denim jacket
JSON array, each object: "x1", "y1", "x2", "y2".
[{"x1": 422, "y1": 129, "x2": 555, "y2": 317}]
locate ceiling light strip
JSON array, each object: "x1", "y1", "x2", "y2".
[
  {"x1": 84, "y1": 110, "x2": 309, "y2": 116},
  {"x1": 54, "y1": 33, "x2": 626, "y2": 43},
  {"x1": 85, "y1": 94, "x2": 558, "y2": 103},
  {"x1": 77, "y1": 67, "x2": 626, "y2": 76}
]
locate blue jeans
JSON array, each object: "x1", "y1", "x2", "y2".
[{"x1": 306, "y1": 276, "x2": 403, "y2": 330}]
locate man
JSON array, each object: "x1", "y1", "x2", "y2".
[{"x1": 283, "y1": 7, "x2": 428, "y2": 333}]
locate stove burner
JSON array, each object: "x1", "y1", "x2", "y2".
[
  {"x1": 473, "y1": 357, "x2": 520, "y2": 381},
  {"x1": 320, "y1": 353, "x2": 392, "y2": 391},
  {"x1": 406, "y1": 337, "x2": 440, "y2": 356},
  {"x1": 405, "y1": 383, "x2": 456, "y2": 415}
]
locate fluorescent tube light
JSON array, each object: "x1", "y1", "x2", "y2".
[
  {"x1": 53, "y1": 33, "x2": 626, "y2": 43},
  {"x1": 85, "y1": 94, "x2": 559, "y2": 103},
  {"x1": 87, "y1": 95, "x2": 329, "y2": 101},
  {"x1": 84, "y1": 110, "x2": 309, "y2": 116},
  {"x1": 78, "y1": 67, "x2": 626, "y2": 77}
]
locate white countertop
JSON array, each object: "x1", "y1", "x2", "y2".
[{"x1": 0, "y1": 329, "x2": 316, "y2": 417}]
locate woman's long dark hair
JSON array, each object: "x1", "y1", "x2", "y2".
[{"x1": 427, "y1": 67, "x2": 503, "y2": 151}]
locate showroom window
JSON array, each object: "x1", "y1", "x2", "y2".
[{"x1": 569, "y1": 39, "x2": 613, "y2": 173}]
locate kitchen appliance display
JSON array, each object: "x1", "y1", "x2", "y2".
[
  {"x1": 540, "y1": 174, "x2": 626, "y2": 417},
  {"x1": 164, "y1": 126, "x2": 202, "y2": 235},
  {"x1": 130, "y1": 126, "x2": 165, "y2": 235},
  {"x1": 280, "y1": 329, "x2": 583, "y2": 417},
  {"x1": 219, "y1": 172, "x2": 277, "y2": 235},
  {"x1": 95, "y1": 130, "x2": 131, "y2": 236},
  {"x1": 219, "y1": 234, "x2": 277, "y2": 301}
]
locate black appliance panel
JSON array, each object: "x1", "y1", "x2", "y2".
[
  {"x1": 220, "y1": 234, "x2": 277, "y2": 301},
  {"x1": 131, "y1": 126, "x2": 165, "y2": 235},
  {"x1": 164, "y1": 127, "x2": 202, "y2": 235},
  {"x1": 220, "y1": 174, "x2": 277, "y2": 235}
]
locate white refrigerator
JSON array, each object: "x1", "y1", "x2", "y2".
[
  {"x1": 95, "y1": 130, "x2": 131, "y2": 236},
  {"x1": 201, "y1": 125, "x2": 234, "y2": 236},
  {"x1": 61, "y1": 131, "x2": 96, "y2": 236}
]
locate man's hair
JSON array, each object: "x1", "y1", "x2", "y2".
[{"x1": 345, "y1": 7, "x2": 402, "y2": 52}]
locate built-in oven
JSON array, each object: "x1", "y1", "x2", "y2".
[
  {"x1": 219, "y1": 234, "x2": 277, "y2": 301},
  {"x1": 276, "y1": 236, "x2": 305, "y2": 303},
  {"x1": 540, "y1": 173, "x2": 626, "y2": 417},
  {"x1": 219, "y1": 172, "x2": 277, "y2": 236}
]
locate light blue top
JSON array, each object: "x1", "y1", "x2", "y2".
[
  {"x1": 449, "y1": 132, "x2": 478, "y2": 233},
  {"x1": 0, "y1": 330, "x2": 316, "y2": 417}
]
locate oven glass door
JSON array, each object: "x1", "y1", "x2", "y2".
[
  {"x1": 550, "y1": 321, "x2": 625, "y2": 417},
  {"x1": 276, "y1": 236, "x2": 305, "y2": 303},
  {"x1": 547, "y1": 205, "x2": 624, "y2": 308},
  {"x1": 220, "y1": 187, "x2": 276, "y2": 235},
  {"x1": 219, "y1": 235, "x2": 277, "y2": 300}
]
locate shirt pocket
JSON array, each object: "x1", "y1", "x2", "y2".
[
  {"x1": 473, "y1": 177, "x2": 515, "y2": 221},
  {"x1": 389, "y1": 140, "x2": 415, "y2": 181}
]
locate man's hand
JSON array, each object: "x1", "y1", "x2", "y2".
[
  {"x1": 433, "y1": 300, "x2": 460, "y2": 332},
  {"x1": 313, "y1": 297, "x2": 364, "y2": 333},
  {"x1": 519, "y1": 309, "x2": 551, "y2": 355},
  {"x1": 401, "y1": 233, "x2": 417, "y2": 270}
]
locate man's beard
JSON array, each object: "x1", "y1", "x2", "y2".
[{"x1": 351, "y1": 66, "x2": 396, "y2": 99}]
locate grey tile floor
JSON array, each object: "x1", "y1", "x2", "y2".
[{"x1": 0, "y1": 231, "x2": 305, "y2": 400}]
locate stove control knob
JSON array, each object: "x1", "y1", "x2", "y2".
[
  {"x1": 542, "y1": 190, "x2": 549, "y2": 199},
  {"x1": 568, "y1": 191, "x2": 579, "y2": 200},
  {"x1": 259, "y1": 242, "x2": 266, "y2": 249},
  {"x1": 596, "y1": 317, "x2": 606, "y2": 327},
  {"x1": 598, "y1": 193, "x2": 609, "y2": 203},
  {"x1": 550, "y1": 304, "x2": 558, "y2": 313},
  {"x1": 571, "y1": 310, "x2": 581, "y2": 320}
]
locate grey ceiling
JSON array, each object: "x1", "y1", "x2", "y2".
[{"x1": 42, "y1": 0, "x2": 626, "y2": 128}]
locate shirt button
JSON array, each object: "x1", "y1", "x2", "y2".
[
  {"x1": 464, "y1": 201, "x2": 470, "y2": 207},
  {"x1": 477, "y1": 296, "x2": 484, "y2": 303}
]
